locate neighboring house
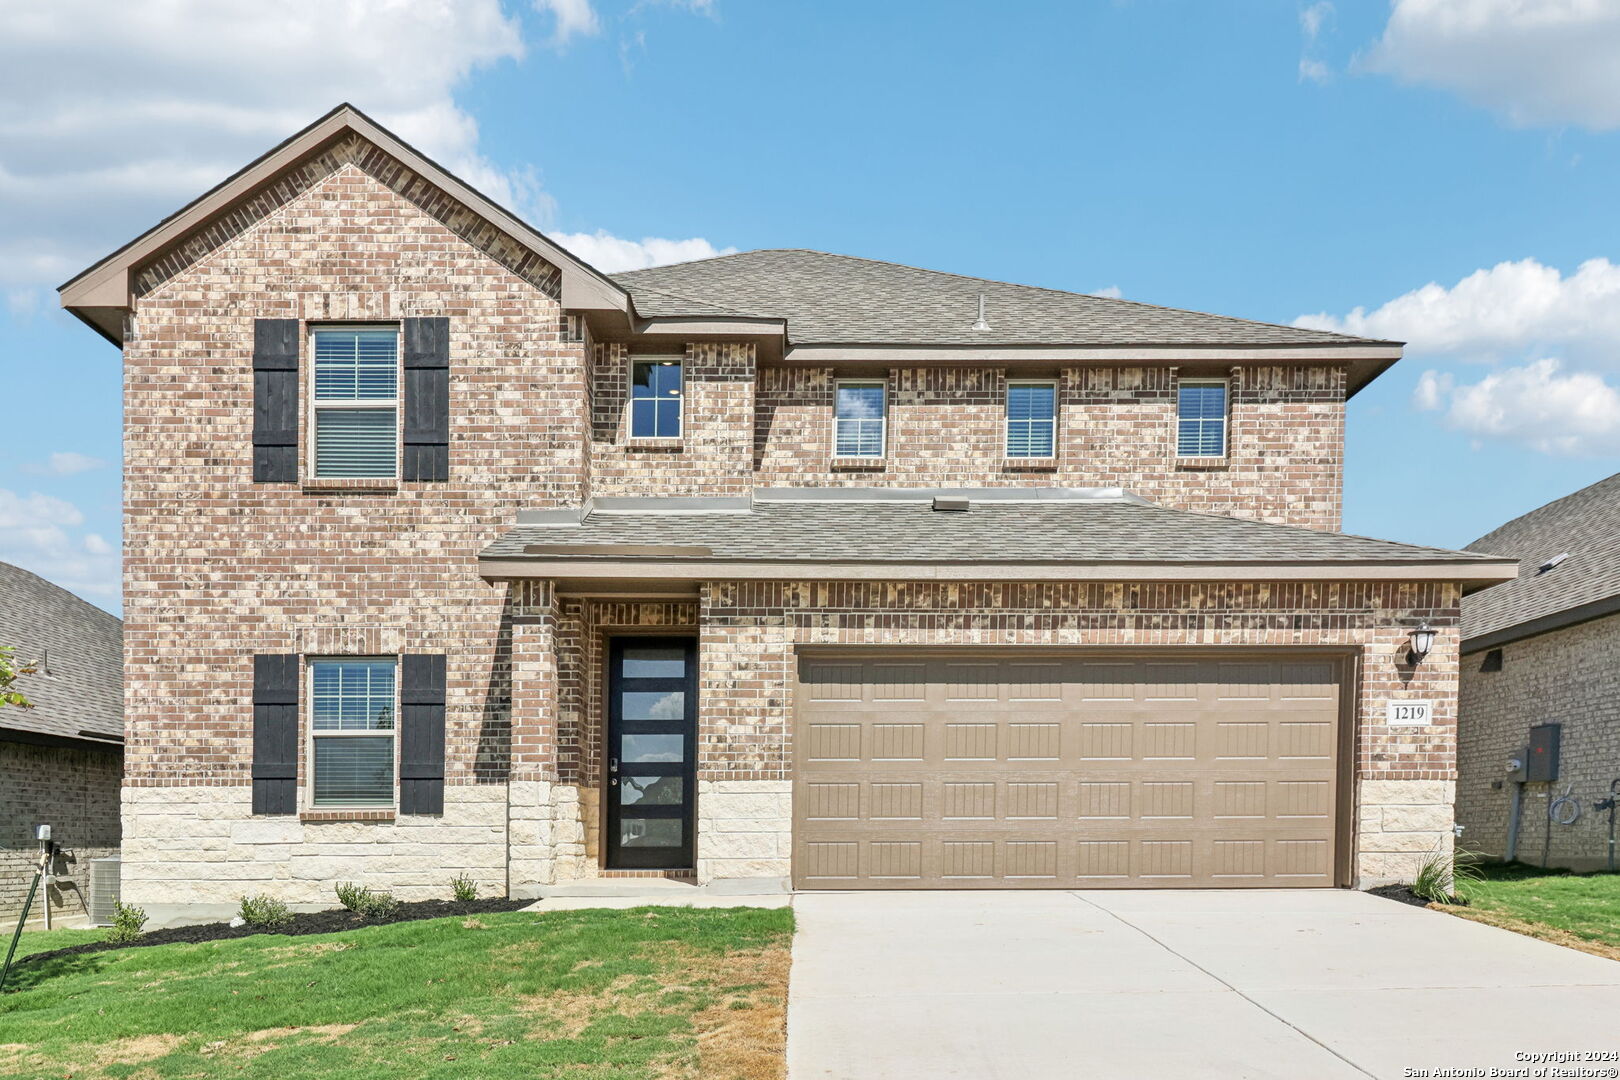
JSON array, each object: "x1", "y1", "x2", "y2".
[
  {"x1": 58, "y1": 104, "x2": 1514, "y2": 922},
  {"x1": 1457, "y1": 473, "x2": 1620, "y2": 871},
  {"x1": 0, "y1": 561, "x2": 123, "y2": 923}
]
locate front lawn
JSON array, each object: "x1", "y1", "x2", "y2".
[
  {"x1": 0, "y1": 905, "x2": 793, "y2": 1080},
  {"x1": 1442, "y1": 861, "x2": 1620, "y2": 959}
]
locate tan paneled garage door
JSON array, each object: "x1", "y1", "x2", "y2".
[{"x1": 792, "y1": 652, "x2": 1345, "y2": 889}]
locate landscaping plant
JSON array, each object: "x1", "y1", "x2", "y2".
[
  {"x1": 237, "y1": 893, "x2": 293, "y2": 929},
  {"x1": 105, "y1": 903, "x2": 147, "y2": 944},
  {"x1": 1411, "y1": 847, "x2": 1482, "y2": 905},
  {"x1": 334, "y1": 881, "x2": 400, "y2": 918},
  {"x1": 450, "y1": 874, "x2": 478, "y2": 902}
]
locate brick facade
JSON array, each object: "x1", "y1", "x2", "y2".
[
  {"x1": 1, "y1": 741, "x2": 121, "y2": 923},
  {"x1": 109, "y1": 135, "x2": 1456, "y2": 918},
  {"x1": 1457, "y1": 615, "x2": 1620, "y2": 871}
]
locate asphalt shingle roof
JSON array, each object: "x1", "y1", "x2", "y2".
[
  {"x1": 1463, "y1": 472, "x2": 1620, "y2": 645},
  {"x1": 484, "y1": 496, "x2": 1498, "y2": 567},
  {"x1": 612, "y1": 249, "x2": 1390, "y2": 349},
  {"x1": 0, "y1": 561, "x2": 122, "y2": 746}
]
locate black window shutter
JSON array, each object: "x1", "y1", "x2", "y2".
[
  {"x1": 399, "y1": 654, "x2": 446, "y2": 815},
  {"x1": 252, "y1": 655, "x2": 299, "y2": 815},
  {"x1": 252, "y1": 319, "x2": 300, "y2": 483},
  {"x1": 402, "y1": 317, "x2": 449, "y2": 481}
]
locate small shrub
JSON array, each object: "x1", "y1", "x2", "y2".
[
  {"x1": 335, "y1": 881, "x2": 400, "y2": 918},
  {"x1": 106, "y1": 902, "x2": 148, "y2": 944},
  {"x1": 239, "y1": 893, "x2": 293, "y2": 929},
  {"x1": 451, "y1": 874, "x2": 478, "y2": 902},
  {"x1": 1411, "y1": 847, "x2": 1482, "y2": 905}
]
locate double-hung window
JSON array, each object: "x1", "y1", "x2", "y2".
[
  {"x1": 834, "y1": 381, "x2": 886, "y2": 457},
  {"x1": 1176, "y1": 379, "x2": 1228, "y2": 458},
  {"x1": 630, "y1": 357, "x2": 683, "y2": 438},
  {"x1": 1005, "y1": 381, "x2": 1057, "y2": 458},
  {"x1": 310, "y1": 658, "x2": 397, "y2": 807},
  {"x1": 312, "y1": 328, "x2": 399, "y2": 478}
]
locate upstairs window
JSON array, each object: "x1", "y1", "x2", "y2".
[
  {"x1": 835, "y1": 381, "x2": 886, "y2": 457},
  {"x1": 1005, "y1": 381, "x2": 1057, "y2": 458},
  {"x1": 310, "y1": 658, "x2": 396, "y2": 807},
  {"x1": 631, "y1": 357, "x2": 683, "y2": 438},
  {"x1": 1176, "y1": 379, "x2": 1227, "y2": 458},
  {"x1": 312, "y1": 328, "x2": 399, "y2": 477}
]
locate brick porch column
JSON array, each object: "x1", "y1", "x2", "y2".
[{"x1": 507, "y1": 579, "x2": 559, "y2": 896}]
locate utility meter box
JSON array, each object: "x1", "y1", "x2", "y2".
[
  {"x1": 1505, "y1": 748, "x2": 1529, "y2": 783},
  {"x1": 1526, "y1": 723, "x2": 1561, "y2": 783}
]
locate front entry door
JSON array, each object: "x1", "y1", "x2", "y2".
[{"x1": 607, "y1": 637, "x2": 697, "y2": 869}]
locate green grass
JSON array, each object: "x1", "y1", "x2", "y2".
[
  {"x1": 5, "y1": 925, "x2": 107, "y2": 961},
  {"x1": 0, "y1": 906, "x2": 794, "y2": 1080},
  {"x1": 1455, "y1": 861, "x2": 1620, "y2": 949}
]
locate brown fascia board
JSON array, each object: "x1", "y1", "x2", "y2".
[
  {"x1": 58, "y1": 103, "x2": 631, "y2": 346},
  {"x1": 479, "y1": 556, "x2": 1518, "y2": 588}
]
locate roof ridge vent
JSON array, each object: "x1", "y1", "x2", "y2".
[
  {"x1": 970, "y1": 293, "x2": 991, "y2": 332},
  {"x1": 932, "y1": 495, "x2": 970, "y2": 512},
  {"x1": 1536, "y1": 552, "x2": 1570, "y2": 574}
]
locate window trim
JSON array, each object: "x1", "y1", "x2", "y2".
[
  {"x1": 628, "y1": 353, "x2": 685, "y2": 441},
  {"x1": 1004, "y1": 378, "x2": 1058, "y2": 459},
  {"x1": 834, "y1": 379, "x2": 888, "y2": 459},
  {"x1": 1175, "y1": 376, "x2": 1229, "y2": 459},
  {"x1": 306, "y1": 655, "x2": 399, "y2": 810},
  {"x1": 307, "y1": 324, "x2": 403, "y2": 480}
]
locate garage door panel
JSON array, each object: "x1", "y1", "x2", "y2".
[{"x1": 794, "y1": 652, "x2": 1343, "y2": 889}]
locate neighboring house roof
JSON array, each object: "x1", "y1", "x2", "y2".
[
  {"x1": 480, "y1": 488, "x2": 1514, "y2": 588},
  {"x1": 615, "y1": 249, "x2": 1389, "y2": 350},
  {"x1": 0, "y1": 561, "x2": 123, "y2": 749},
  {"x1": 1462, "y1": 472, "x2": 1620, "y2": 652}
]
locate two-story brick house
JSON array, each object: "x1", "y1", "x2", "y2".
[{"x1": 61, "y1": 105, "x2": 1514, "y2": 921}]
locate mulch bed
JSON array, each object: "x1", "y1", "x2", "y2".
[
  {"x1": 15, "y1": 897, "x2": 535, "y2": 968},
  {"x1": 1368, "y1": 883, "x2": 1469, "y2": 908}
]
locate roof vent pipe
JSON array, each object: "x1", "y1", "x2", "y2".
[
  {"x1": 1537, "y1": 552, "x2": 1570, "y2": 574},
  {"x1": 970, "y1": 294, "x2": 991, "y2": 332},
  {"x1": 932, "y1": 495, "x2": 970, "y2": 512}
]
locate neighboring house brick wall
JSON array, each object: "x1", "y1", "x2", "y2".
[
  {"x1": 1457, "y1": 614, "x2": 1620, "y2": 871},
  {"x1": 0, "y1": 741, "x2": 121, "y2": 922}
]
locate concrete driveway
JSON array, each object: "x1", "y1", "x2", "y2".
[{"x1": 788, "y1": 889, "x2": 1620, "y2": 1079}]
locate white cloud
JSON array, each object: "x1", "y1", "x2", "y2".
[
  {"x1": 1418, "y1": 358, "x2": 1620, "y2": 456},
  {"x1": 1089, "y1": 285, "x2": 1124, "y2": 299},
  {"x1": 535, "y1": 0, "x2": 601, "y2": 45},
  {"x1": 1298, "y1": 59, "x2": 1331, "y2": 84},
  {"x1": 1295, "y1": 257, "x2": 1620, "y2": 367},
  {"x1": 0, "y1": 489, "x2": 117, "y2": 599},
  {"x1": 553, "y1": 231, "x2": 737, "y2": 273},
  {"x1": 0, "y1": 0, "x2": 726, "y2": 289},
  {"x1": 1366, "y1": 0, "x2": 1620, "y2": 130},
  {"x1": 1300, "y1": 2, "x2": 1333, "y2": 40},
  {"x1": 19, "y1": 451, "x2": 110, "y2": 476}
]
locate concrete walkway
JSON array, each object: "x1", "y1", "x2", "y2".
[{"x1": 788, "y1": 889, "x2": 1620, "y2": 1079}]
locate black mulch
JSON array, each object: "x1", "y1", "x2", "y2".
[
  {"x1": 1368, "y1": 883, "x2": 1469, "y2": 908},
  {"x1": 15, "y1": 897, "x2": 535, "y2": 969}
]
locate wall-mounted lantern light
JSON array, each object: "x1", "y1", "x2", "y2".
[{"x1": 1407, "y1": 623, "x2": 1437, "y2": 665}]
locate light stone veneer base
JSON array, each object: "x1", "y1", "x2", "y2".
[
  {"x1": 1355, "y1": 779, "x2": 1456, "y2": 887},
  {"x1": 122, "y1": 784, "x2": 510, "y2": 909},
  {"x1": 696, "y1": 780, "x2": 793, "y2": 884}
]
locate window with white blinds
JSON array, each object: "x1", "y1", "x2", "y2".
[
  {"x1": 1005, "y1": 381, "x2": 1057, "y2": 458},
  {"x1": 1177, "y1": 380, "x2": 1228, "y2": 458},
  {"x1": 310, "y1": 658, "x2": 396, "y2": 806},
  {"x1": 835, "y1": 381, "x2": 886, "y2": 457},
  {"x1": 312, "y1": 329, "x2": 399, "y2": 478}
]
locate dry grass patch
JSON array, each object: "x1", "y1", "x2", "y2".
[{"x1": 1433, "y1": 903, "x2": 1620, "y2": 962}]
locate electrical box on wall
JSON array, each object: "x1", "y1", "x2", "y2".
[
  {"x1": 1505, "y1": 749, "x2": 1529, "y2": 784},
  {"x1": 1526, "y1": 723, "x2": 1561, "y2": 783}
]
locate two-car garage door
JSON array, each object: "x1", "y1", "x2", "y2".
[{"x1": 792, "y1": 652, "x2": 1346, "y2": 889}]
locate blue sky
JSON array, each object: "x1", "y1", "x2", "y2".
[{"x1": 6, "y1": 0, "x2": 1620, "y2": 611}]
